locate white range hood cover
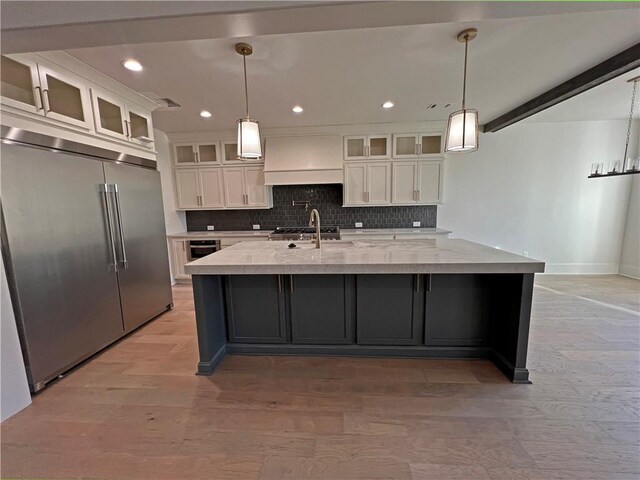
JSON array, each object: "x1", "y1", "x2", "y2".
[{"x1": 263, "y1": 134, "x2": 343, "y2": 185}]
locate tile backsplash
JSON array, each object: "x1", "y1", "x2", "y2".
[{"x1": 186, "y1": 184, "x2": 437, "y2": 231}]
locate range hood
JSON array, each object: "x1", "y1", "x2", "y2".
[{"x1": 263, "y1": 134, "x2": 343, "y2": 185}]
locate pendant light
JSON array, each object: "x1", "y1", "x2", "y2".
[
  {"x1": 235, "y1": 43, "x2": 262, "y2": 160},
  {"x1": 588, "y1": 76, "x2": 640, "y2": 179},
  {"x1": 445, "y1": 28, "x2": 479, "y2": 153}
]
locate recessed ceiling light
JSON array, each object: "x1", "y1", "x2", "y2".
[
  {"x1": 292, "y1": 105, "x2": 304, "y2": 113},
  {"x1": 382, "y1": 101, "x2": 394, "y2": 109},
  {"x1": 122, "y1": 59, "x2": 143, "y2": 72},
  {"x1": 200, "y1": 110, "x2": 212, "y2": 118}
]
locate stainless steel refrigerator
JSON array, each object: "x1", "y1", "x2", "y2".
[{"x1": 1, "y1": 128, "x2": 173, "y2": 392}]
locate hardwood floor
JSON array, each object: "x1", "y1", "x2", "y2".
[{"x1": 2, "y1": 275, "x2": 639, "y2": 479}]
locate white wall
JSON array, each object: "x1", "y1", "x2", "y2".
[
  {"x1": 439, "y1": 120, "x2": 637, "y2": 274},
  {"x1": 1, "y1": 255, "x2": 31, "y2": 421},
  {"x1": 154, "y1": 129, "x2": 187, "y2": 283},
  {"x1": 619, "y1": 174, "x2": 640, "y2": 278}
]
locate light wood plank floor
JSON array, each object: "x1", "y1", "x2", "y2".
[{"x1": 2, "y1": 275, "x2": 639, "y2": 479}]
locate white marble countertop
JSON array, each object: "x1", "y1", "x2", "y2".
[
  {"x1": 341, "y1": 227, "x2": 451, "y2": 235},
  {"x1": 185, "y1": 238, "x2": 545, "y2": 275}
]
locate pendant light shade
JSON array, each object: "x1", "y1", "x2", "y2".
[
  {"x1": 235, "y1": 43, "x2": 262, "y2": 160},
  {"x1": 445, "y1": 109, "x2": 478, "y2": 152},
  {"x1": 237, "y1": 118, "x2": 262, "y2": 159},
  {"x1": 445, "y1": 28, "x2": 479, "y2": 154}
]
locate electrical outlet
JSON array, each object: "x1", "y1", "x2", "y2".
[
  {"x1": 253, "y1": 224, "x2": 260, "y2": 230},
  {"x1": 412, "y1": 221, "x2": 421, "y2": 227},
  {"x1": 355, "y1": 222, "x2": 363, "y2": 228},
  {"x1": 206, "y1": 225, "x2": 215, "y2": 231}
]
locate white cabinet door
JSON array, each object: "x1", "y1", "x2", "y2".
[
  {"x1": 37, "y1": 64, "x2": 92, "y2": 130},
  {"x1": 196, "y1": 143, "x2": 220, "y2": 165},
  {"x1": 125, "y1": 103, "x2": 154, "y2": 148},
  {"x1": 344, "y1": 164, "x2": 367, "y2": 205},
  {"x1": 244, "y1": 167, "x2": 267, "y2": 207},
  {"x1": 367, "y1": 162, "x2": 391, "y2": 204},
  {"x1": 223, "y1": 167, "x2": 246, "y2": 207},
  {"x1": 344, "y1": 136, "x2": 367, "y2": 161},
  {"x1": 175, "y1": 169, "x2": 200, "y2": 209},
  {"x1": 91, "y1": 88, "x2": 128, "y2": 140},
  {"x1": 392, "y1": 162, "x2": 418, "y2": 204},
  {"x1": 221, "y1": 140, "x2": 239, "y2": 163},
  {"x1": 418, "y1": 134, "x2": 443, "y2": 157},
  {"x1": 174, "y1": 143, "x2": 198, "y2": 167},
  {"x1": 417, "y1": 162, "x2": 442, "y2": 203},
  {"x1": 392, "y1": 133, "x2": 419, "y2": 158},
  {"x1": 199, "y1": 169, "x2": 224, "y2": 208},
  {"x1": 171, "y1": 239, "x2": 190, "y2": 280},
  {"x1": 367, "y1": 134, "x2": 391, "y2": 160},
  {"x1": 0, "y1": 55, "x2": 43, "y2": 115},
  {"x1": 344, "y1": 135, "x2": 390, "y2": 160}
]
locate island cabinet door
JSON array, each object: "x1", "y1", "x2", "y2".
[
  {"x1": 424, "y1": 274, "x2": 489, "y2": 346},
  {"x1": 356, "y1": 275, "x2": 424, "y2": 345},
  {"x1": 225, "y1": 275, "x2": 287, "y2": 343},
  {"x1": 288, "y1": 275, "x2": 355, "y2": 344}
]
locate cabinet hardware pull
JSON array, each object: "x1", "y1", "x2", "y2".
[
  {"x1": 290, "y1": 275, "x2": 294, "y2": 293},
  {"x1": 415, "y1": 143, "x2": 419, "y2": 156},
  {"x1": 42, "y1": 89, "x2": 51, "y2": 113},
  {"x1": 124, "y1": 120, "x2": 130, "y2": 138},
  {"x1": 195, "y1": 152, "x2": 199, "y2": 163},
  {"x1": 417, "y1": 190, "x2": 421, "y2": 201},
  {"x1": 277, "y1": 275, "x2": 282, "y2": 292},
  {"x1": 193, "y1": 151, "x2": 197, "y2": 162},
  {"x1": 34, "y1": 86, "x2": 44, "y2": 111},
  {"x1": 426, "y1": 274, "x2": 432, "y2": 291},
  {"x1": 182, "y1": 241, "x2": 186, "y2": 251},
  {"x1": 418, "y1": 144, "x2": 422, "y2": 155}
]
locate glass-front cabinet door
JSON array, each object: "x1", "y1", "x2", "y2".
[
  {"x1": 419, "y1": 134, "x2": 443, "y2": 156},
  {"x1": 37, "y1": 65, "x2": 92, "y2": 130},
  {"x1": 91, "y1": 89, "x2": 127, "y2": 140},
  {"x1": 0, "y1": 55, "x2": 42, "y2": 114},
  {"x1": 126, "y1": 106, "x2": 154, "y2": 148},
  {"x1": 367, "y1": 135, "x2": 391, "y2": 160},
  {"x1": 174, "y1": 144, "x2": 198, "y2": 166},
  {"x1": 196, "y1": 143, "x2": 219, "y2": 164},
  {"x1": 393, "y1": 134, "x2": 419, "y2": 158},
  {"x1": 344, "y1": 136, "x2": 367, "y2": 160}
]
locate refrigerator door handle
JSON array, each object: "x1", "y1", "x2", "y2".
[
  {"x1": 99, "y1": 183, "x2": 118, "y2": 272},
  {"x1": 112, "y1": 184, "x2": 129, "y2": 269}
]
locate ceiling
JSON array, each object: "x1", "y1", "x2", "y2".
[
  {"x1": 63, "y1": 7, "x2": 640, "y2": 133},
  {"x1": 0, "y1": 1, "x2": 330, "y2": 30}
]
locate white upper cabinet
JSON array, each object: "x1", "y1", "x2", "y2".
[
  {"x1": 222, "y1": 139, "x2": 265, "y2": 164},
  {"x1": 223, "y1": 167, "x2": 246, "y2": 207},
  {"x1": 175, "y1": 169, "x2": 201, "y2": 209},
  {"x1": 344, "y1": 134, "x2": 390, "y2": 161},
  {"x1": 199, "y1": 168, "x2": 225, "y2": 208},
  {"x1": 175, "y1": 168, "x2": 226, "y2": 209},
  {"x1": 343, "y1": 162, "x2": 391, "y2": 206},
  {"x1": 0, "y1": 56, "x2": 41, "y2": 115},
  {"x1": 91, "y1": 88, "x2": 154, "y2": 148},
  {"x1": 391, "y1": 161, "x2": 443, "y2": 205},
  {"x1": 392, "y1": 133, "x2": 443, "y2": 158},
  {"x1": 244, "y1": 167, "x2": 267, "y2": 206},
  {"x1": 1, "y1": 55, "x2": 92, "y2": 130},
  {"x1": 173, "y1": 142, "x2": 220, "y2": 167}
]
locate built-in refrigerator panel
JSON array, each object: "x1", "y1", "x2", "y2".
[
  {"x1": 1, "y1": 143, "x2": 124, "y2": 390},
  {"x1": 103, "y1": 162, "x2": 173, "y2": 332}
]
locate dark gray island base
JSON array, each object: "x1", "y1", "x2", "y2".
[{"x1": 191, "y1": 272, "x2": 535, "y2": 383}]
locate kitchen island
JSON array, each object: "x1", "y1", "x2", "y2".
[{"x1": 185, "y1": 239, "x2": 545, "y2": 383}]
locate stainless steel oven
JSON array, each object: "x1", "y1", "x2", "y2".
[{"x1": 188, "y1": 240, "x2": 219, "y2": 261}]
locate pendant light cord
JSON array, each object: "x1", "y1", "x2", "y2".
[
  {"x1": 622, "y1": 79, "x2": 637, "y2": 171},
  {"x1": 461, "y1": 35, "x2": 469, "y2": 111},
  {"x1": 243, "y1": 53, "x2": 250, "y2": 118}
]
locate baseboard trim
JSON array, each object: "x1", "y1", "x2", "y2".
[
  {"x1": 618, "y1": 264, "x2": 640, "y2": 280},
  {"x1": 544, "y1": 263, "x2": 620, "y2": 275},
  {"x1": 196, "y1": 345, "x2": 227, "y2": 375},
  {"x1": 492, "y1": 351, "x2": 531, "y2": 384}
]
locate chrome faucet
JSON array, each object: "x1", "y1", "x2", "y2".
[{"x1": 308, "y1": 209, "x2": 321, "y2": 249}]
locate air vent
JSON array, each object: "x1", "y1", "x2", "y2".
[
  {"x1": 427, "y1": 103, "x2": 437, "y2": 109},
  {"x1": 140, "y1": 92, "x2": 182, "y2": 110},
  {"x1": 427, "y1": 103, "x2": 454, "y2": 109}
]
